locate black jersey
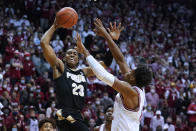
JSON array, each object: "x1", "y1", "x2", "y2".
[{"x1": 54, "y1": 66, "x2": 87, "y2": 120}]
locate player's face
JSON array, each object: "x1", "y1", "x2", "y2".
[
  {"x1": 40, "y1": 122, "x2": 54, "y2": 131},
  {"x1": 64, "y1": 49, "x2": 79, "y2": 68},
  {"x1": 106, "y1": 107, "x2": 113, "y2": 121},
  {"x1": 123, "y1": 71, "x2": 136, "y2": 85}
]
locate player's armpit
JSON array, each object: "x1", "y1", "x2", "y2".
[
  {"x1": 52, "y1": 58, "x2": 65, "y2": 79},
  {"x1": 82, "y1": 67, "x2": 94, "y2": 77}
]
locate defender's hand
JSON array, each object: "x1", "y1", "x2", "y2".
[
  {"x1": 75, "y1": 33, "x2": 85, "y2": 54},
  {"x1": 107, "y1": 22, "x2": 124, "y2": 40},
  {"x1": 94, "y1": 18, "x2": 108, "y2": 37}
]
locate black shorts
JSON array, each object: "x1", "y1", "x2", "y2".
[{"x1": 56, "y1": 119, "x2": 89, "y2": 131}]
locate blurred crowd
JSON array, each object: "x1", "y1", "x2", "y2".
[{"x1": 0, "y1": 0, "x2": 196, "y2": 130}]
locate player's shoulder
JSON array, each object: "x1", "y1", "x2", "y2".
[
  {"x1": 132, "y1": 86, "x2": 145, "y2": 96},
  {"x1": 132, "y1": 86, "x2": 143, "y2": 91}
]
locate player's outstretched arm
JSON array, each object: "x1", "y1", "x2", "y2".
[
  {"x1": 40, "y1": 19, "x2": 64, "y2": 71},
  {"x1": 94, "y1": 18, "x2": 130, "y2": 74},
  {"x1": 74, "y1": 34, "x2": 113, "y2": 77},
  {"x1": 76, "y1": 33, "x2": 137, "y2": 97}
]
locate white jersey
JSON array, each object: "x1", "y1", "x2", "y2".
[
  {"x1": 29, "y1": 118, "x2": 39, "y2": 131},
  {"x1": 99, "y1": 124, "x2": 105, "y2": 131},
  {"x1": 111, "y1": 86, "x2": 145, "y2": 131}
]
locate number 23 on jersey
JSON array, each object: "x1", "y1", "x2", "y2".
[{"x1": 72, "y1": 83, "x2": 84, "y2": 97}]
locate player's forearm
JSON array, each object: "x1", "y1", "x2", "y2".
[
  {"x1": 85, "y1": 55, "x2": 115, "y2": 87},
  {"x1": 103, "y1": 33, "x2": 126, "y2": 64},
  {"x1": 83, "y1": 48, "x2": 90, "y2": 58},
  {"x1": 41, "y1": 25, "x2": 56, "y2": 46}
]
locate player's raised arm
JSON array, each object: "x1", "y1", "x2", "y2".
[
  {"x1": 76, "y1": 32, "x2": 113, "y2": 77},
  {"x1": 75, "y1": 33, "x2": 137, "y2": 97},
  {"x1": 94, "y1": 18, "x2": 130, "y2": 74},
  {"x1": 40, "y1": 19, "x2": 64, "y2": 71},
  {"x1": 76, "y1": 40, "x2": 113, "y2": 77}
]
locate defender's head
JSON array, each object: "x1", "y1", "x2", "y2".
[
  {"x1": 124, "y1": 65, "x2": 152, "y2": 88},
  {"x1": 63, "y1": 48, "x2": 79, "y2": 69}
]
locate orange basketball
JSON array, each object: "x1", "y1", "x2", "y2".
[{"x1": 56, "y1": 7, "x2": 78, "y2": 28}]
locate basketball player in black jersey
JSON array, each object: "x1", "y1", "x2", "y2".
[{"x1": 40, "y1": 19, "x2": 112, "y2": 131}]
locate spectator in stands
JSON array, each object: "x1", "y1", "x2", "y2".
[
  {"x1": 141, "y1": 105, "x2": 154, "y2": 129},
  {"x1": 40, "y1": 1, "x2": 50, "y2": 31},
  {"x1": 146, "y1": 85, "x2": 160, "y2": 109},
  {"x1": 175, "y1": 117, "x2": 192, "y2": 131},
  {"x1": 22, "y1": 52, "x2": 35, "y2": 83},
  {"x1": 10, "y1": 50, "x2": 23, "y2": 85},
  {"x1": 28, "y1": 107, "x2": 39, "y2": 131},
  {"x1": 51, "y1": 35, "x2": 64, "y2": 53},
  {"x1": 4, "y1": 107, "x2": 20, "y2": 130},
  {"x1": 156, "y1": 125, "x2": 163, "y2": 131},
  {"x1": 0, "y1": 91, "x2": 10, "y2": 107},
  {"x1": 46, "y1": 101, "x2": 57, "y2": 119},
  {"x1": 3, "y1": 64, "x2": 11, "y2": 79},
  {"x1": 150, "y1": 110, "x2": 164, "y2": 131},
  {"x1": 175, "y1": 89, "x2": 190, "y2": 115},
  {"x1": 164, "y1": 116, "x2": 175, "y2": 131},
  {"x1": 0, "y1": 114, "x2": 5, "y2": 130},
  {"x1": 165, "y1": 82, "x2": 179, "y2": 117},
  {"x1": 100, "y1": 92, "x2": 113, "y2": 110},
  {"x1": 163, "y1": 124, "x2": 169, "y2": 131},
  {"x1": 187, "y1": 96, "x2": 196, "y2": 127},
  {"x1": 89, "y1": 118, "x2": 96, "y2": 131}
]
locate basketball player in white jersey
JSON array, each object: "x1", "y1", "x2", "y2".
[
  {"x1": 94, "y1": 105, "x2": 113, "y2": 131},
  {"x1": 75, "y1": 18, "x2": 152, "y2": 131}
]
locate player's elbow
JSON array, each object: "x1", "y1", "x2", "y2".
[
  {"x1": 40, "y1": 37, "x2": 49, "y2": 47},
  {"x1": 40, "y1": 39, "x2": 46, "y2": 47},
  {"x1": 40, "y1": 41, "x2": 45, "y2": 48},
  {"x1": 40, "y1": 41, "x2": 49, "y2": 50}
]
